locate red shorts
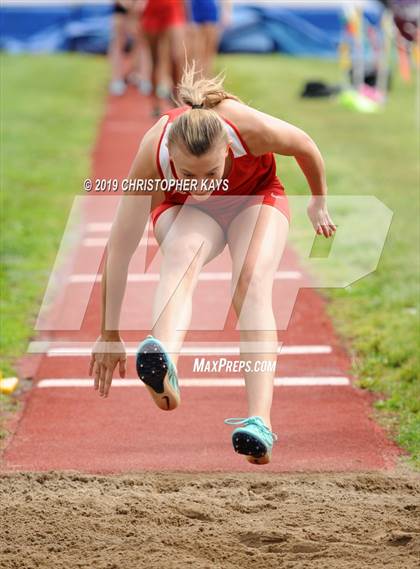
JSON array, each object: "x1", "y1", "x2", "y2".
[
  {"x1": 151, "y1": 179, "x2": 291, "y2": 237},
  {"x1": 141, "y1": 0, "x2": 185, "y2": 33}
]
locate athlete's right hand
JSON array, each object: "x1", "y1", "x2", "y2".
[{"x1": 89, "y1": 335, "x2": 127, "y2": 398}]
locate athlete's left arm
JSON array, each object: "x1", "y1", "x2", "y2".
[
  {"x1": 235, "y1": 104, "x2": 337, "y2": 237},
  {"x1": 244, "y1": 108, "x2": 325, "y2": 195}
]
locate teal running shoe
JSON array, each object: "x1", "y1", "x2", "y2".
[
  {"x1": 224, "y1": 416, "x2": 278, "y2": 465},
  {"x1": 136, "y1": 335, "x2": 180, "y2": 411}
]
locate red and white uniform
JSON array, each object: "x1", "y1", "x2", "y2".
[
  {"x1": 151, "y1": 106, "x2": 291, "y2": 235},
  {"x1": 141, "y1": 0, "x2": 185, "y2": 33}
]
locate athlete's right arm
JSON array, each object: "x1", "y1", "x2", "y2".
[{"x1": 89, "y1": 117, "x2": 167, "y2": 398}]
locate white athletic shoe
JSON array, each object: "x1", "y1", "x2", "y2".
[
  {"x1": 109, "y1": 79, "x2": 126, "y2": 96},
  {"x1": 138, "y1": 79, "x2": 152, "y2": 96},
  {"x1": 156, "y1": 83, "x2": 172, "y2": 100}
]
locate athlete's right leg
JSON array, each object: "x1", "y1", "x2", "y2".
[
  {"x1": 143, "y1": 31, "x2": 161, "y2": 115},
  {"x1": 151, "y1": 204, "x2": 226, "y2": 366},
  {"x1": 188, "y1": 23, "x2": 205, "y2": 74},
  {"x1": 168, "y1": 24, "x2": 187, "y2": 88},
  {"x1": 125, "y1": 15, "x2": 148, "y2": 88},
  {"x1": 109, "y1": 13, "x2": 127, "y2": 90}
]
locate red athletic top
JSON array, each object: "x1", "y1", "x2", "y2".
[{"x1": 156, "y1": 106, "x2": 280, "y2": 204}]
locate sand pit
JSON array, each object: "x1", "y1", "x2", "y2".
[{"x1": 1, "y1": 469, "x2": 419, "y2": 569}]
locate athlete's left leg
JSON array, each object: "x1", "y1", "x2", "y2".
[
  {"x1": 126, "y1": 17, "x2": 150, "y2": 88},
  {"x1": 202, "y1": 23, "x2": 220, "y2": 76},
  {"x1": 227, "y1": 203, "x2": 290, "y2": 430},
  {"x1": 143, "y1": 30, "x2": 161, "y2": 114},
  {"x1": 109, "y1": 12, "x2": 127, "y2": 91}
]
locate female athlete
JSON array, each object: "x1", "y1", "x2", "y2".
[{"x1": 89, "y1": 64, "x2": 337, "y2": 465}]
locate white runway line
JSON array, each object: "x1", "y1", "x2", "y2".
[
  {"x1": 83, "y1": 237, "x2": 155, "y2": 247},
  {"x1": 157, "y1": 345, "x2": 331, "y2": 356},
  {"x1": 86, "y1": 222, "x2": 154, "y2": 234},
  {"x1": 42, "y1": 345, "x2": 332, "y2": 357},
  {"x1": 37, "y1": 377, "x2": 350, "y2": 388},
  {"x1": 69, "y1": 270, "x2": 302, "y2": 283},
  {"x1": 86, "y1": 222, "x2": 113, "y2": 232}
]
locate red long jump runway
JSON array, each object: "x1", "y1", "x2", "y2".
[{"x1": 1, "y1": 88, "x2": 402, "y2": 474}]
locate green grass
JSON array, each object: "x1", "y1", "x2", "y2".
[
  {"x1": 0, "y1": 54, "x2": 108, "y2": 434},
  {"x1": 219, "y1": 54, "x2": 419, "y2": 467}
]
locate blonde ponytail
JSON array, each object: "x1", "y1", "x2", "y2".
[
  {"x1": 167, "y1": 62, "x2": 240, "y2": 157},
  {"x1": 176, "y1": 61, "x2": 240, "y2": 109}
]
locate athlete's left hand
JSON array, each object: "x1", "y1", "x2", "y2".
[{"x1": 307, "y1": 195, "x2": 337, "y2": 238}]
